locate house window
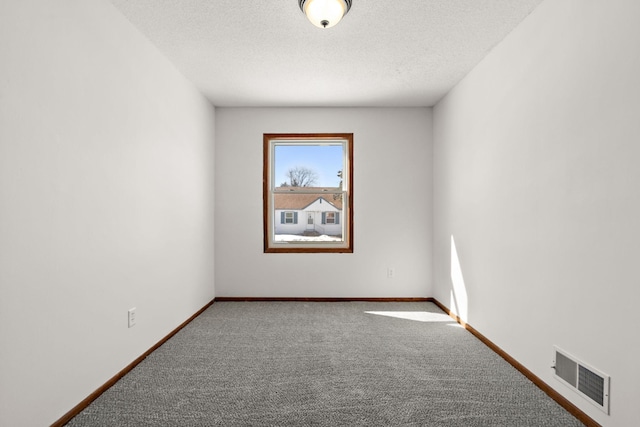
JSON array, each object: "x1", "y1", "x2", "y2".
[
  {"x1": 264, "y1": 133, "x2": 353, "y2": 253},
  {"x1": 282, "y1": 212, "x2": 297, "y2": 224},
  {"x1": 324, "y1": 212, "x2": 337, "y2": 224}
]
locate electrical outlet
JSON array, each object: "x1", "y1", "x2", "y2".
[
  {"x1": 128, "y1": 307, "x2": 136, "y2": 328},
  {"x1": 387, "y1": 267, "x2": 395, "y2": 278}
]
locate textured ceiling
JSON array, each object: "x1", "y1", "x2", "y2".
[{"x1": 108, "y1": 0, "x2": 543, "y2": 107}]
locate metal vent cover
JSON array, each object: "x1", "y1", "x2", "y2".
[
  {"x1": 578, "y1": 365, "x2": 605, "y2": 406},
  {"x1": 553, "y1": 346, "x2": 610, "y2": 414},
  {"x1": 554, "y1": 351, "x2": 577, "y2": 387}
]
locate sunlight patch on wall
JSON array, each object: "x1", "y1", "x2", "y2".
[
  {"x1": 450, "y1": 235, "x2": 469, "y2": 322},
  {"x1": 365, "y1": 311, "x2": 455, "y2": 323}
]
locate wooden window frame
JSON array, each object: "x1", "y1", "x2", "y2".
[{"x1": 263, "y1": 133, "x2": 353, "y2": 253}]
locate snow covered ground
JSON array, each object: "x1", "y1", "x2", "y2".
[{"x1": 274, "y1": 234, "x2": 342, "y2": 242}]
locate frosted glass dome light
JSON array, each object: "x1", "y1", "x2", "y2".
[{"x1": 299, "y1": 0, "x2": 352, "y2": 29}]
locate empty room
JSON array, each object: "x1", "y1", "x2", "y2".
[{"x1": 1, "y1": 0, "x2": 638, "y2": 426}]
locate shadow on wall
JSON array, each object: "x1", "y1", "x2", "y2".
[{"x1": 450, "y1": 235, "x2": 469, "y2": 323}]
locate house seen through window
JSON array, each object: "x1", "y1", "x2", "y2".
[{"x1": 263, "y1": 133, "x2": 353, "y2": 253}]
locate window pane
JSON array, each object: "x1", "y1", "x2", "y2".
[
  {"x1": 274, "y1": 144, "x2": 344, "y2": 189},
  {"x1": 273, "y1": 192, "x2": 344, "y2": 243}
]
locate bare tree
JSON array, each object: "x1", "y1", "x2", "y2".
[{"x1": 283, "y1": 166, "x2": 318, "y2": 187}]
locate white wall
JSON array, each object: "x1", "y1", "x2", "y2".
[
  {"x1": 0, "y1": 1, "x2": 215, "y2": 425},
  {"x1": 433, "y1": 0, "x2": 640, "y2": 425},
  {"x1": 215, "y1": 108, "x2": 432, "y2": 298}
]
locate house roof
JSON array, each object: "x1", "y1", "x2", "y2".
[{"x1": 273, "y1": 187, "x2": 343, "y2": 210}]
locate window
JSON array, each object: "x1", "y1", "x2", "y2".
[
  {"x1": 323, "y1": 212, "x2": 337, "y2": 224},
  {"x1": 282, "y1": 212, "x2": 297, "y2": 224},
  {"x1": 263, "y1": 133, "x2": 353, "y2": 253}
]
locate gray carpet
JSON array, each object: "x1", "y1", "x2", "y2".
[{"x1": 67, "y1": 302, "x2": 584, "y2": 426}]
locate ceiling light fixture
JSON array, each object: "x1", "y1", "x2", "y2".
[{"x1": 299, "y1": 0, "x2": 352, "y2": 29}]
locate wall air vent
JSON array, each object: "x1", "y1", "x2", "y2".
[{"x1": 553, "y1": 346, "x2": 610, "y2": 414}]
